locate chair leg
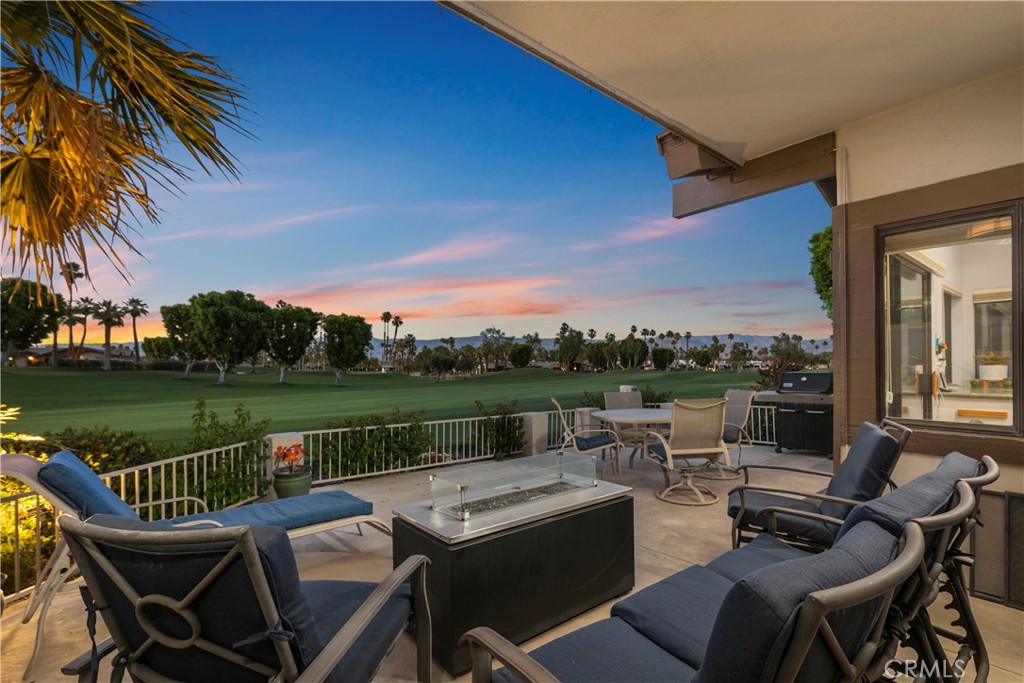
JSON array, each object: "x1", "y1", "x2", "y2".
[
  {"x1": 656, "y1": 470, "x2": 720, "y2": 506},
  {"x1": 22, "y1": 541, "x2": 76, "y2": 682}
]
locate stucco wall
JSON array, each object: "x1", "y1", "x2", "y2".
[{"x1": 837, "y1": 67, "x2": 1024, "y2": 204}]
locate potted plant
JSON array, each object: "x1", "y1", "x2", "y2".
[
  {"x1": 272, "y1": 443, "x2": 312, "y2": 499},
  {"x1": 976, "y1": 353, "x2": 1009, "y2": 382}
]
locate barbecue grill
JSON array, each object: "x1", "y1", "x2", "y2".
[{"x1": 755, "y1": 370, "x2": 834, "y2": 456}]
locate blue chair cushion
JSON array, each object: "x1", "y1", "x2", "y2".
[
  {"x1": 611, "y1": 565, "x2": 734, "y2": 668},
  {"x1": 165, "y1": 490, "x2": 373, "y2": 530},
  {"x1": 573, "y1": 433, "x2": 616, "y2": 452},
  {"x1": 836, "y1": 452, "x2": 979, "y2": 542},
  {"x1": 705, "y1": 532, "x2": 810, "y2": 582},
  {"x1": 82, "y1": 515, "x2": 324, "y2": 679},
  {"x1": 303, "y1": 580, "x2": 413, "y2": 683},
  {"x1": 647, "y1": 442, "x2": 714, "y2": 468},
  {"x1": 38, "y1": 451, "x2": 138, "y2": 519},
  {"x1": 492, "y1": 617, "x2": 698, "y2": 683},
  {"x1": 694, "y1": 521, "x2": 899, "y2": 683},
  {"x1": 820, "y1": 422, "x2": 899, "y2": 519},
  {"x1": 727, "y1": 490, "x2": 838, "y2": 547}
]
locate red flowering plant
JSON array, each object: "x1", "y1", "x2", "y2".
[{"x1": 273, "y1": 443, "x2": 307, "y2": 475}]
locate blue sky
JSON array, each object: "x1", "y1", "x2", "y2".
[{"x1": 81, "y1": 1, "x2": 833, "y2": 344}]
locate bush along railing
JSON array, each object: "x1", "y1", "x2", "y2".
[
  {"x1": 748, "y1": 403, "x2": 777, "y2": 445},
  {"x1": 475, "y1": 400, "x2": 525, "y2": 462}
]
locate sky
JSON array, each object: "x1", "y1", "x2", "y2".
[{"x1": 61, "y1": 1, "x2": 834, "y2": 345}]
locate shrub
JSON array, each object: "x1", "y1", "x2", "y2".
[
  {"x1": 321, "y1": 409, "x2": 432, "y2": 477},
  {"x1": 42, "y1": 425, "x2": 169, "y2": 472},
  {"x1": 640, "y1": 385, "x2": 671, "y2": 406},
  {"x1": 188, "y1": 398, "x2": 271, "y2": 509},
  {"x1": 577, "y1": 391, "x2": 605, "y2": 409},
  {"x1": 475, "y1": 400, "x2": 525, "y2": 461},
  {"x1": 756, "y1": 357, "x2": 803, "y2": 391}
]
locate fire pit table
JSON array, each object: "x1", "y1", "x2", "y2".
[{"x1": 392, "y1": 453, "x2": 634, "y2": 675}]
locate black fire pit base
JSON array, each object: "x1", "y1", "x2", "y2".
[{"x1": 392, "y1": 495, "x2": 635, "y2": 676}]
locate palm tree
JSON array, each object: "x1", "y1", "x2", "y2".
[
  {"x1": 391, "y1": 315, "x2": 404, "y2": 366},
  {"x1": 380, "y1": 311, "x2": 392, "y2": 368},
  {"x1": 684, "y1": 331, "x2": 693, "y2": 351},
  {"x1": 92, "y1": 300, "x2": 126, "y2": 371},
  {"x1": 123, "y1": 297, "x2": 149, "y2": 364},
  {"x1": 2, "y1": 2, "x2": 248, "y2": 293},
  {"x1": 587, "y1": 328, "x2": 597, "y2": 342},
  {"x1": 75, "y1": 297, "x2": 97, "y2": 356},
  {"x1": 60, "y1": 262, "x2": 84, "y2": 360},
  {"x1": 630, "y1": 325, "x2": 638, "y2": 336}
]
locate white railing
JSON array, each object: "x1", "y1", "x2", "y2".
[
  {"x1": 302, "y1": 414, "x2": 527, "y2": 484},
  {"x1": 748, "y1": 403, "x2": 777, "y2": 445}
]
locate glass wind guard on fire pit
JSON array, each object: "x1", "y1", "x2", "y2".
[{"x1": 429, "y1": 453, "x2": 598, "y2": 521}]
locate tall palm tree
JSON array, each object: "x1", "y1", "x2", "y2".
[
  {"x1": 630, "y1": 325, "x2": 638, "y2": 336},
  {"x1": 60, "y1": 262, "x2": 84, "y2": 360},
  {"x1": 123, "y1": 297, "x2": 149, "y2": 363},
  {"x1": 684, "y1": 331, "x2": 692, "y2": 351},
  {"x1": 380, "y1": 311, "x2": 392, "y2": 367},
  {"x1": 1, "y1": 1, "x2": 248, "y2": 294},
  {"x1": 75, "y1": 297, "x2": 96, "y2": 356},
  {"x1": 587, "y1": 328, "x2": 597, "y2": 342},
  {"x1": 92, "y1": 300, "x2": 126, "y2": 371},
  {"x1": 391, "y1": 315, "x2": 403, "y2": 367}
]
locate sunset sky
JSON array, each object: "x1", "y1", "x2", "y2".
[{"x1": 60, "y1": 1, "x2": 833, "y2": 345}]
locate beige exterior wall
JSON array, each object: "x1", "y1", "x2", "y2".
[{"x1": 836, "y1": 67, "x2": 1024, "y2": 204}]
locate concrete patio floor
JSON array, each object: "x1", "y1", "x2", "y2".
[{"x1": 2, "y1": 445, "x2": 1021, "y2": 682}]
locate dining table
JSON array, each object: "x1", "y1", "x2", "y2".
[{"x1": 591, "y1": 408, "x2": 672, "y2": 467}]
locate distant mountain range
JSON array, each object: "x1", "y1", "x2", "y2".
[{"x1": 370, "y1": 334, "x2": 831, "y2": 356}]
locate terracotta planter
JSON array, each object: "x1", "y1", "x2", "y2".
[{"x1": 272, "y1": 467, "x2": 312, "y2": 499}]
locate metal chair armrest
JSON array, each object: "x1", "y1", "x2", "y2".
[
  {"x1": 727, "y1": 483, "x2": 861, "y2": 509},
  {"x1": 757, "y1": 505, "x2": 846, "y2": 537},
  {"x1": 61, "y1": 637, "x2": 116, "y2": 683},
  {"x1": 736, "y1": 463, "x2": 835, "y2": 485},
  {"x1": 297, "y1": 554, "x2": 432, "y2": 683},
  {"x1": 461, "y1": 626, "x2": 558, "y2": 683}
]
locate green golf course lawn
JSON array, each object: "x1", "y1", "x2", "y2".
[{"x1": 2, "y1": 366, "x2": 759, "y2": 446}]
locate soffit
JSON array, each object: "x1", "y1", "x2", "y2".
[{"x1": 449, "y1": 1, "x2": 1024, "y2": 165}]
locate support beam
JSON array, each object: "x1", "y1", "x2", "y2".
[
  {"x1": 656, "y1": 130, "x2": 736, "y2": 179},
  {"x1": 672, "y1": 133, "x2": 836, "y2": 218}
]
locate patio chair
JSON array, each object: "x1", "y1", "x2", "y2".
[
  {"x1": 643, "y1": 398, "x2": 730, "y2": 506},
  {"x1": 727, "y1": 419, "x2": 911, "y2": 549},
  {"x1": 551, "y1": 398, "x2": 623, "y2": 476},
  {"x1": 57, "y1": 514, "x2": 431, "y2": 683},
  {"x1": 0, "y1": 450, "x2": 392, "y2": 678},
  {"x1": 695, "y1": 388, "x2": 754, "y2": 480}
]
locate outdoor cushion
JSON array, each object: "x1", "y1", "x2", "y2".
[
  {"x1": 492, "y1": 617, "x2": 698, "y2": 683},
  {"x1": 646, "y1": 442, "x2": 714, "y2": 468},
  {"x1": 611, "y1": 565, "x2": 734, "y2": 668},
  {"x1": 165, "y1": 490, "x2": 373, "y2": 530},
  {"x1": 705, "y1": 532, "x2": 809, "y2": 582},
  {"x1": 573, "y1": 433, "x2": 617, "y2": 451},
  {"x1": 726, "y1": 490, "x2": 839, "y2": 546},
  {"x1": 83, "y1": 515, "x2": 324, "y2": 679},
  {"x1": 304, "y1": 580, "x2": 412, "y2": 683},
  {"x1": 820, "y1": 422, "x2": 899, "y2": 519},
  {"x1": 835, "y1": 451, "x2": 979, "y2": 542},
  {"x1": 694, "y1": 520, "x2": 899, "y2": 683},
  {"x1": 37, "y1": 450, "x2": 137, "y2": 519}
]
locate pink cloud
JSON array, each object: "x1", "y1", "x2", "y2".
[
  {"x1": 369, "y1": 233, "x2": 519, "y2": 269},
  {"x1": 612, "y1": 215, "x2": 709, "y2": 244}
]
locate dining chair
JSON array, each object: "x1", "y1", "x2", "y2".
[
  {"x1": 551, "y1": 398, "x2": 623, "y2": 477},
  {"x1": 697, "y1": 389, "x2": 753, "y2": 480},
  {"x1": 643, "y1": 399, "x2": 730, "y2": 505}
]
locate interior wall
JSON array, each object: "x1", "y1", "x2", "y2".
[{"x1": 836, "y1": 67, "x2": 1024, "y2": 205}]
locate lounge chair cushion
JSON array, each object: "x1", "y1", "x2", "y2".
[
  {"x1": 164, "y1": 490, "x2": 373, "y2": 530},
  {"x1": 726, "y1": 490, "x2": 839, "y2": 546},
  {"x1": 835, "y1": 451, "x2": 979, "y2": 542},
  {"x1": 492, "y1": 617, "x2": 698, "y2": 683},
  {"x1": 705, "y1": 532, "x2": 809, "y2": 582},
  {"x1": 694, "y1": 521, "x2": 898, "y2": 683},
  {"x1": 820, "y1": 422, "x2": 899, "y2": 519},
  {"x1": 610, "y1": 566, "x2": 734, "y2": 668},
  {"x1": 303, "y1": 580, "x2": 412, "y2": 683},
  {"x1": 573, "y1": 433, "x2": 617, "y2": 451},
  {"x1": 37, "y1": 451, "x2": 138, "y2": 519},
  {"x1": 82, "y1": 515, "x2": 324, "y2": 678}
]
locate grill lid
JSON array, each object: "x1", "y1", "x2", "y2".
[{"x1": 778, "y1": 370, "x2": 833, "y2": 394}]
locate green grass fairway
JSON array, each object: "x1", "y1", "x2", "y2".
[{"x1": 2, "y1": 366, "x2": 759, "y2": 447}]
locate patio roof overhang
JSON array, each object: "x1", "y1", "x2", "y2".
[{"x1": 443, "y1": 1, "x2": 1024, "y2": 215}]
